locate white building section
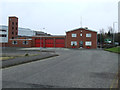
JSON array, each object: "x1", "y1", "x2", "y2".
[
  {"x1": 18, "y1": 27, "x2": 35, "y2": 36},
  {"x1": 0, "y1": 25, "x2": 36, "y2": 43},
  {"x1": 0, "y1": 25, "x2": 8, "y2": 43}
]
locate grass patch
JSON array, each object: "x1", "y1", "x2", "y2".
[
  {"x1": 104, "y1": 46, "x2": 120, "y2": 54},
  {"x1": 0, "y1": 57, "x2": 15, "y2": 60}
]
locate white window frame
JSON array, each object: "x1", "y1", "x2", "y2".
[
  {"x1": 71, "y1": 41, "x2": 77, "y2": 46},
  {"x1": 86, "y1": 33, "x2": 91, "y2": 37},
  {"x1": 80, "y1": 33, "x2": 82, "y2": 36},
  {"x1": 72, "y1": 34, "x2": 77, "y2": 37},
  {"x1": 12, "y1": 41, "x2": 17, "y2": 45},
  {"x1": 23, "y1": 41, "x2": 28, "y2": 45},
  {"x1": 85, "y1": 41, "x2": 92, "y2": 46}
]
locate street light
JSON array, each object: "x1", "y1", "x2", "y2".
[
  {"x1": 40, "y1": 28, "x2": 45, "y2": 50},
  {"x1": 113, "y1": 22, "x2": 117, "y2": 45}
]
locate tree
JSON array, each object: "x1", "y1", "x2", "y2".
[{"x1": 107, "y1": 26, "x2": 114, "y2": 37}]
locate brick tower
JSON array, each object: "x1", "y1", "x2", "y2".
[{"x1": 8, "y1": 16, "x2": 18, "y2": 40}]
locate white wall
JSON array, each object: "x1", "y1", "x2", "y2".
[
  {"x1": 0, "y1": 25, "x2": 36, "y2": 43},
  {"x1": 18, "y1": 28, "x2": 35, "y2": 36},
  {"x1": 0, "y1": 25, "x2": 8, "y2": 43}
]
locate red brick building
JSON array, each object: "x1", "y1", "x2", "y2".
[
  {"x1": 1, "y1": 16, "x2": 97, "y2": 49},
  {"x1": 66, "y1": 28, "x2": 97, "y2": 49}
]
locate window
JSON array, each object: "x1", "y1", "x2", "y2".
[
  {"x1": 12, "y1": 22, "x2": 14, "y2": 25},
  {"x1": 12, "y1": 41, "x2": 17, "y2": 44},
  {"x1": 86, "y1": 33, "x2": 91, "y2": 37},
  {"x1": 80, "y1": 33, "x2": 82, "y2": 36},
  {"x1": 12, "y1": 32, "x2": 14, "y2": 35},
  {"x1": 0, "y1": 29, "x2": 6, "y2": 32},
  {"x1": 72, "y1": 34, "x2": 77, "y2": 37},
  {"x1": 16, "y1": 22, "x2": 17, "y2": 25},
  {"x1": 23, "y1": 41, "x2": 28, "y2": 45},
  {"x1": 0, "y1": 34, "x2": 7, "y2": 37},
  {"x1": 12, "y1": 27, "x2": 14, "y2": 30},
  {"x1": 12, "y1": 37, "x2": 14, "y2": 39},
  {"x1": 71, "y1": 41, "x2": 77, "y2": 46},
  {"x1": 16, "y1": 32, "x2": 17, "y2": 35},
  {"x1": 16, "y1": 27, "x2": 17, "y2": 30},
  {"x1": 85, "y1": 41, "x2": 92, "y2": 46}
]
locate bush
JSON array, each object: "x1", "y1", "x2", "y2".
[
  {"x1": 102, "y1": 44, "x2": 116, "y2": 48},
  {"x1": 25, "y1": 53, "x2": 29, "y2": 56}
]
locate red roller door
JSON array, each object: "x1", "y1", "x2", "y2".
[
  {"x1": 35, "y1": 37, "x2": 65, "y2": 48},
  {"x1": 45, "y1": 38, "x2": 54, "y2": 47},
  {"x1": 35, "y1": 39, "x2": 43, "y2": 47}
]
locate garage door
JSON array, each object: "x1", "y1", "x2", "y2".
[
  {"x1": 35, "y1": 39, "x2": 43, "y2": 47},
  {"x1": 35, "y1": 38, "x2": 65, "y2": 48},
  {"x1": 45, "y1": 38, "x2": 54, "y2": 47},
  {"x1": 55, "y1": 38, "x2": 65, "y2": 48}
]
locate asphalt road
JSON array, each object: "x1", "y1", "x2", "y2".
[{"x1": 2, "y1": 49, "x2": 118, "y2": 88}]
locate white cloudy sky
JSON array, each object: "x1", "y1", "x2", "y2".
[{"x1": 0, "y1": 0, "x2": 119, "y2": 35}]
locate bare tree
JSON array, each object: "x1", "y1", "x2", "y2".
[{"x1": 108, "y1": 26, "x2": 114, "y2": 34}]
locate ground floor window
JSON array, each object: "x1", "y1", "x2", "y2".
[
  {"x1": 85, "y1": 41, "x2": 92, "y2": 46},
  {"x1": 12, "y1": 41, "x2": 17, "y2": 45},
  {"x1": 71, "y1": 41, "x2": 77, "y2": 46},
  {"x1": 23, "y1": 41, "x2": 28, "y2": 45}
]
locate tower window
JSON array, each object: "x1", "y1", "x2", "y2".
[
  {"x1": 16, "y1": 27, "x2": 17, "y2": 30},
  {"x1": 12, "y1": 27, "x2": 14, "y2": 30},
  {"x1": 12, "y1": 22, "x2": 14, "y2": 25},
  {"x1": 12, "y1": 32, "x2": 14, "y2": 34}
]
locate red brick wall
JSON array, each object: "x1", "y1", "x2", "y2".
[
  {"x1": 9, "y1": 40, "x2": 32, "y2": 47},
  {"x1": 66, "y1": 28, "x2": 97, "y2": 49}
]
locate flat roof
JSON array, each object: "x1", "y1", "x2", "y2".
[{"x1": 33, "y1": 35, "x2": 66, "y2": 37}]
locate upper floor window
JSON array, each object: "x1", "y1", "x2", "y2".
[
  {"x1": 12, "y1": 22, "x2": 14, "y2": 25},
  {"x1": 0, "y1": 34, "x2": 7, "y2": 37},
  {"x1": 16, "y1": 22, "x2": 17, "y2": 25},
  {"x1": 12, "y1": 32, "x2": 14, "y2": 35},
  {"x1": 16, "y1": 27, "x2": 17, "y2": 30},
  {"x1": 86, "y1": 33, "x2": 91, "y2": 37},
  {"x1": 12, "y1": 41, "x2": 17, "y2": 45},
  {"x1": 72, "y1": 34, "x2": 77, "y2": 37},
  {"x1": 23, "y1": 41, "x2": 28, "y2": 45},
  {"x1": 12, "y1": 27, "x2": 14, "y2": 30},
  {"x1": 80, "y1": 33, "x2": 82, "y2": 36}
]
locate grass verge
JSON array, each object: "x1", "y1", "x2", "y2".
[
  {"x1": 2, "y1": 54, "x2": 59, "y2": 69},
  {"x1": 104, "y1": 46, "x2": 120, "y2": 54},
  {"x1": 0, "y1": 57, "x2": 15, "y2": 60}
]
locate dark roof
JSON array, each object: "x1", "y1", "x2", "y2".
[{"x1": 66, "y1": 27, "x2": 97, "y2": 33}]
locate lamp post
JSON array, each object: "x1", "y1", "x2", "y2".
[
  {"x1": 113, "y1": 22, "x2": 117, "y2": 45},
  {"x1": 40, "y1": 28, "x2": 45, "y2": 50}
]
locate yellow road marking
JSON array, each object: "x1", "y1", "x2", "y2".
[{"x1": 110, "y1": 72, "x2": 118, "y2": 89}]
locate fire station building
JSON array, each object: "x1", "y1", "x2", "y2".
[
  {"x1": 0, "y1": 16, "x2": 97, "y2": 49},
  {"x1": 66, "y1": 28, "x2": 97, "y2": 49}
]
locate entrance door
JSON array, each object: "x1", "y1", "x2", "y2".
[{"x1": 79, "y1": 41, "x2": 83, "y2": 48}]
